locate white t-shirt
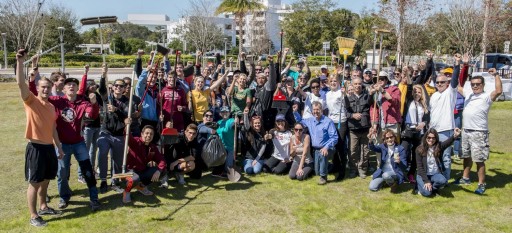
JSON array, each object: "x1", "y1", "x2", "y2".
[
  {"x1": 302, "y1": 92, "x2": 326, "y2": 119},
  {"x1": 326, "y1": 89, "x2": 347, "y2": 124},
  {"x1": 463, "y1": 92, "x2": 492, "y2": 131},
  {"x1": 426, "y1": 148, "x2": 440, "y2": 176},
  {"x1": 429, "y1": 87, "x2": 457, "y2": 132},
  {"x1": 271, "y1": 130, "x2": 292, "y2": 161}
]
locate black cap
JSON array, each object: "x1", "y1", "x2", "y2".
[{"x1": 64, "y1": 77, "x2": 79, "y2": 85}]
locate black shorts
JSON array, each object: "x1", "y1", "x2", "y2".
[{"x1": 25, "y1": 142, "x2": 58, "y2": 183}]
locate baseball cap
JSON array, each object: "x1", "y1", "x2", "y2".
[
  {"x1": 275, "y1": 114, "x2": 286, "y2": 121},
  {"x1": 64, "y1": 77, "x2": 79, "y2": 85},
  {"x1": 378, "y1": 71, "x2": 388, "y2": 78},
  {"x1": 441, "y1": 67, "x2": 453, "y2": 75},
  {"x1": 220, "y1": 106, "x2": 230, "y2": 112},
  {"x1": 364, "y1": 68, "x2": 371, "y2": 74},
  {"x1": 320, "y1": 65, "x2": 328, "y2": 69}
]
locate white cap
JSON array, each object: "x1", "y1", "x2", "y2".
[
  {"x1": 378, "y1": 71, "x2": 388, "y2": 78},
  {"x1": 320, "y1": 65, "x2": 328, "y2": 69}
]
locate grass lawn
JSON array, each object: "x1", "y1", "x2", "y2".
[{"x1": 0, "y1": 82, "x2": 511, "y2": 232}]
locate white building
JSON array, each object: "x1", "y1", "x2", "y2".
[{"x1": 126, "y1": 14, "x2": 171, "y2": 31}]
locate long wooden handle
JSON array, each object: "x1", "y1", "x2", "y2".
[{"x1": 122, "y1": 68, "x2": 136, "y2": 174}]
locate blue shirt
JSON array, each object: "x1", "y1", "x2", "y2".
[{"x1": 301, "y1": 115, "x2": 338, "y2": 150}]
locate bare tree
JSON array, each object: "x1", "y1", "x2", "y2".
[
  {"x1": 247, "y1": 11, "x2": 270, "y2": 56},
  {"x1": 179, "y1": 0, "x2": 225, "y2": 53},
  {"x1": 446, "y1": 0, "x2": 484, "y2": 56},
  {"x1": 0, "y1": 0, "x2": 44, "y2": 51}
]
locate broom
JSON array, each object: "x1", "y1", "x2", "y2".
[
  {"x1": 161, "y1": 50, "x2": 181, "y2": 146},
  {"x1": 336, "y1": 37, "x2": 357, "y2": 87}
]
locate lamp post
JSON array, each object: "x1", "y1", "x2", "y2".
[
  {"x1": 371, "y1": 25, "x2": 378, "y2": 70},
  {"x1": 1, "y1": 33, "x2": 6, "y2": 70},
  {"x1": 223, "y1": 37, "x2": 228, "y2": 62},
  {"x1": 58, "y1": 27, "x2": 65, "y2": 72},
  {"x1": 160, "y1": 29, "x2": 167, "y2": 47}
]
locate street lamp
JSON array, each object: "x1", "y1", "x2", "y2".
[
  {"x1": 58, "y1": 27, "x2": 65, "y2": 72},
  {"x1": 160, "y1": 29, "x2": 167, "y2": 47},
  {"x1": 1, "y1": 33, "x2": 6, "y2": 70},
  {"x1": 223, "y1": 37, "x2": 228, "y2": 62},
  {"x1": 371, "y1": 25, "x2": 378, "y2": 70}
]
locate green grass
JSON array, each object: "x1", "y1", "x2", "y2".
[{"x1": 0, "y1": 83, "x2": 511, "y2": 232}]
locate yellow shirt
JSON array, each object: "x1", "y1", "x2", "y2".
[
  {"x1": 188, "y1": 89, "x2": 211, "y2": 122},
  {"x1": 398, "y1": 83, "x2": 407, "y2": 116},
  {"x1": 424, "y1": 84, "x2": 436, "y2": 97}
]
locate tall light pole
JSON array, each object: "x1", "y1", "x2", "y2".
[
  {"x1": 371, "y1": 25, "x2": 378, "y2": 70},
  {"x1": 1, "y1": 33, "x2": 6, "y2": 70},
  {"x1": 160, "y1": 29, "x2": 167, "y2": 47},
  {"x1": 223, "y1": 37, "x2": 228, "y2": 62},
  {"x1": 58, "y1": 27, "x2": 65, "y2": 72}
]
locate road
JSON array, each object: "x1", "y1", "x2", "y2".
[{"x1": 0, "y1": 67, "x2": 135, "y2": 81}]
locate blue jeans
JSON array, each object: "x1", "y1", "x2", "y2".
[
  {"x1": 369, "y1": 171, "x2": 397, "y2": 191},
  {"x1": 453, "y1": 112, "x2": 463, "y2": 155},
  {"x1": 225, "y1": 150, "x2": 234, "y2": 172},
  {"x1": 314, "y1": 148, "x2": 333, "y2": 177},
  {"x1": 97, "y1": 132, "x2": 125, "y2": 182},
  {"x1": 78, "y1": 126, "x2": 100, "y2": 177},
  {"x1": 243, "y1": 159, "x2": 264, "y2": 174},
  {"x1": 416, "y1": 173, "x2": 447, "y2": 197},
  {"x1": 438, "y1": 130, "x2": 453, "y2": 179},
  {"x1": 58, "y1": 141, "x2": 99, "y2": 202}
]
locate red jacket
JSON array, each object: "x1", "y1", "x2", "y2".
[
  {"x1": 370, "y1": 85, "x2": 402, "y2": 125},
  {"x1": 49, "y1": 96, "x2": 99, "y2": 144},
  {"x1": 159, "y1": 86, "x2": 188, "y2": 131},
  {"x1": 127, "y1": 135, "x2": 166, "y2": 173}
]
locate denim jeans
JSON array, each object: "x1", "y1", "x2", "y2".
[
  {"x1": 416, "y1": 173, "x2": 447, "y2": 197},
  {"x1": 369, "y1": 171, "x2": 397, "y2": 191},
  {"x1": 314, "y1": 148, "x2": 333, "y2": 177},
  {"x1": 438, "y1": 130, "x2": 454, "y2": 180},
  {"x1": 58, "y1": 141, "x2": 99, "y2": 202},
  {"x1": 453, "y1": 111, "x2": 463, "y2": 155},
  {"x1": 243, "y1": 159, "x2": 264, "y2": 174},
  {"x1": 78, "y1": 126, "x2": 101, "y2": 177},
  {"x1": 225, "y1": 150, "x2": 234, "y2": 172},
  {"x1": 97, "y1": 132, "x2": 125, "y2": 182}
]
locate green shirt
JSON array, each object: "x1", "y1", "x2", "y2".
[{"x1": 231, "y1": 86, "x2": 252, "y2": 115}]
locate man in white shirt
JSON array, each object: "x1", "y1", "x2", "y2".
[
  {"x1": 429, "y1": 54, "x2": 461, "y2": 180},
  {"x1": 453, "y1": 68, "x2": 502, "y2": 195}
]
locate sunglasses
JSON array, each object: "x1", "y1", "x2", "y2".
[
  {"x1": 255, "y1": 68, "x2": 262, "y2": 71},
  {"x1": 113, "y1": 84, "x2": 126, "y2": 88},
  {"x1": 426, "y1": 136, "x2": 436, "y2": 140},
  {"x1": 294, "y1": 128, "x2": 303, "y2": 132},
  {"x1": 385, "y1": 136, "x2": 394, "y2": 140},
  {"x1": 378, "y1": 77, "x2": 387, "y2": 81},
  {"x1": 436, "y1": 81, "x2": 448, "y2": 85},
  {"x1": 372, "y1": 74, "x2": 378, "y2": 77},
  {"x1": 311, "y1": 86, "x2": 320, "y2": 89},
  {"x1": 471, "y1": 83, "x2": 482, "y2": 87},
  {"x1": 204, "y1": 114, "x2": 213, "y2": 118}
]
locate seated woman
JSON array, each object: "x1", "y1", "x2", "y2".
[
  {"x1": 263, "y1": 114, "x2": 292, "y2": 174},
  {"x1": 416, "y1": 128, "x2": 460, "y2": 197},
  {"x1": 241, "y1": 113, "x2": 272, "y2": 174},
  {"x1": 288, "y1": 123, "x2": 313, "y2": 181},
  {"x1": 124, "y1": 125, "x2": 167, "y2": 203},
  {"x1": 165, "y1": 124, "x2": 198, "y2": 185},
  {"x1": 368, "y1": 129, "x2": 407, "y2": 192}
]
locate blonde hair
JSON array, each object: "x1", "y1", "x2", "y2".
[{"x1": 413, "y1": 84, "x2": 429, "y2": 113}]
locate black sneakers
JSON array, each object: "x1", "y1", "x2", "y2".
[
  {"x1": 37, "y1": 207, "x2": 62, "y2": 216},
  {"x1": 30, "y1": 216, "x2": 47, "y2": 227},
  {"x1": 99, "y1": 181, "x2": 108, "y2": 194},
  {"x1": 90, "y1": 200, "x2": 101, "y2": 211}
]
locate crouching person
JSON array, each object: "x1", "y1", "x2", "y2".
[
  {"x1": 165, "y1": 124, "x2": 198, "y2": 185},
  {"x1": 368, "y1": 129, "x2": 407, "y2": 192},
  {"x1": 123, "y1": 123, "x2": 167, "y2": 203}
]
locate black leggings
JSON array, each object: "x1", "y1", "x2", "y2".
[
  {"x1": 332, "y1": 122, "x2": 348, "y2": 179},
  {"x1": 264, "y1": 157, "x2": 292, "y2": 175},
  {"x1": 401, "y1": 134, "x2": 422, "y2": 176}
]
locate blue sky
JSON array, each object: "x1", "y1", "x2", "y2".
[{"x1": 52, "y1": 0, "x2": 382, "y2": 22}]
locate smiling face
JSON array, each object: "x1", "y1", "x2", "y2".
[
  {"x1": 470, "y1": 77, "x2": 484, "y2": 94},
  {"x1": 141, "y1": 127, "x2": 155, "y2": 144},
  {"x1": 252, "y1": 117, "x2": 262, "y2": 131},
  {"x1": 426, "y1": 133, "x2": 436, "y2": 146},
  {"x1": 176, "y1": 64, "x2": 184, "y2": 76},
  {"x1": 351, "y1": 78, "x2": 362, "y2": 94},
  {"x1": 195, "y1": 77, "x2": 205, "y2": 90},
  {"x1": 64, "y1": 82, "x2": 77, "y2": 96},
  {"x1": 384, "y1": 132, "x2": 395, "y2": 146},
  {"x1": 185, "y1": 128, "x2": 197, "y2": 142},
  {"x1": 37, "y1": 80, "x2": 52, "y2": 99},
  {"x1": 112, "y1": 81, "x2": 126, "y2": 95},
  {"x1": 312, "y1": 104, "x2": 322, "y2": 120},
  {"x1": 203, "y1": 111, "x2": 213, "y2": 123},
  {"x1": 435, "y1": 75, "x2": 449, "y2": 92},
  {"x1": 256, "y1": 74, "x2": 267, "y2": 86},
  {"x1": 293, "y1": 123, "x2": 303, "y2": 136},
  {"x1": 328, "y1": 77, "x2": 339, "y2": 90}
]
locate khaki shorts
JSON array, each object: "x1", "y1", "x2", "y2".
[{"x1": 461, "y1": 129, "x2": 490, "y2": 162}]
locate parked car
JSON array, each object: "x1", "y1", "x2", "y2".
[{"x1": 83, "y1": 52, "x2": 92, "y2": 56}]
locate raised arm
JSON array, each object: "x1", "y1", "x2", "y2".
[
  {"x1": 15, "y1": 50, "x2": 30, "y2": 101},
  {"x1": 265, "y1": 55, "x2": 277, "y2": 91},
  {"x1": 488, "y1": 68, "x2": 503, "y2": 102},
  {"x1": 135, "y1": 49, "x2": 144, "y2": 78},
  {"x1": 450, "y1": 54, "x2": 461, "y2": 89},
  {"x1": 209, "y1": 63, "x2": 227, "y2": 90},
  {"x1": 77, "y1": 65, "x2": 89, "y2": 96}
]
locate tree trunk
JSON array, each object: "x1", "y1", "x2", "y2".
[
  {"x1": 481, "y1": 0, "x2": 491, "y2": 70},
  {"x1": 396, "y1": 0, "x2": 406, "y2": 67}
]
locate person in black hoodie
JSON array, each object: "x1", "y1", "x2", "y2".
[
  {"x1": 345, "y1": 77, "x2": 374, "y2": 179},
  {"x1": 250, "y1": 54, "x2": 277, "y2": 131},
  {"x1": 97, "y1": 66, "x2": 135, "y2": 194}
]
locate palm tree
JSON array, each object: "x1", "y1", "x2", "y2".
[{"x1": 215, "y1": 0, "x2": 265, "y2": 53}]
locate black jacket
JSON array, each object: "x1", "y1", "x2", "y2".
[
  {"x1": 416, "y1": 136, "x2": 455, "y2": 183},
  {"x1": 345, "y1": 90, "x2": 374, "y2": 131}
]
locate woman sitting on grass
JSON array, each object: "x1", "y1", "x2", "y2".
[
  {"x1": 241, "y1": 113, "x2": 272, "y2": 174},
  {"x1": 263, "y1": 114, "x2": 292, "y2": 174},
  {"x1": 368, "y1": 129, "x2": 407, "y2": 193},
  {"x1": 416, "y1": 128, "x2": 460, "y2": 197},
  {"x1": 288, "y1": 122, "x2": 313, "y2": 181}
]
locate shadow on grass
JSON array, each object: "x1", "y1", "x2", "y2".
[{"x1": 151, "y1": 174, "x2": 261, "y2": 221}]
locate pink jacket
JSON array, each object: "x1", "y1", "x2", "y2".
[{"x1": 370, "y1": 85, "x2": 402, "y2": 125}]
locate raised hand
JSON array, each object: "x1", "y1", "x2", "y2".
[
  {"x1": 488, "y1": 68, "x2": 497, "y2": 76},
  {"x1": 462, "y1": 53, "x2": 470, "y2": 64}
]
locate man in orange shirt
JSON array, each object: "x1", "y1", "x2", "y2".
[{"x1": 16, "y1": 49, "x2": 65, "y2": 227}]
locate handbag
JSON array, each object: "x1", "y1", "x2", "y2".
[{"x1": 401, "y1": 101, "x2": 420, "y2": 139}]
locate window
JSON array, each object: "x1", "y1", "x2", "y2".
[{"x1": 225, "y1": 24, "x2": 232, "y2": 30}]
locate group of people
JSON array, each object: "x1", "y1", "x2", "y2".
[{"x1": 17, "y1": 46, "x2": 502, "y2": 227}]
